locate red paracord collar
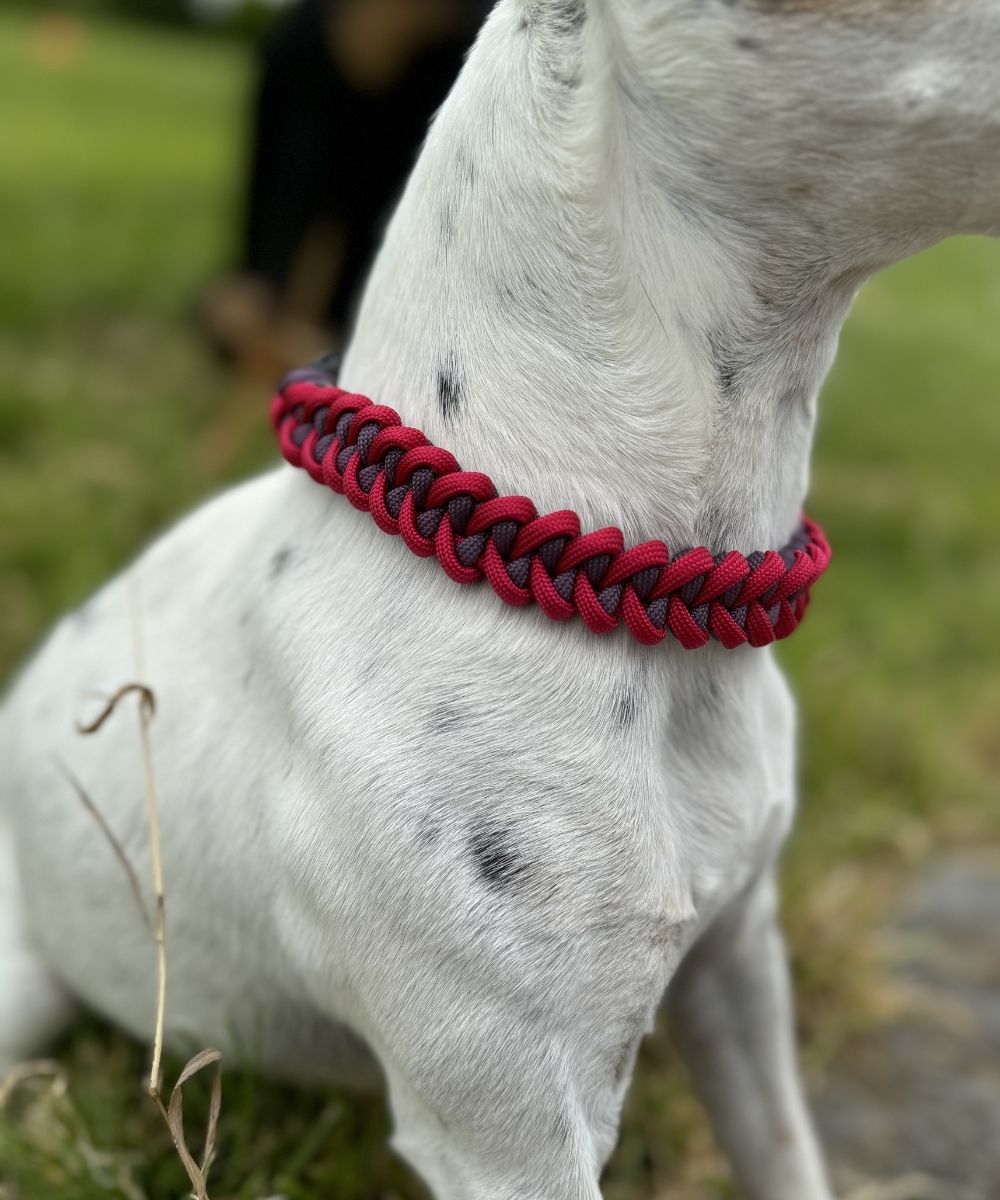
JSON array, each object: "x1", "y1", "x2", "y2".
[{"x1": 272, "y1": 362, "x2": 831, "y2": 649}]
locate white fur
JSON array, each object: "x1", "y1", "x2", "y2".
[{"x1": 3, "y1": 1, "x2": 999, "y2": 1195}]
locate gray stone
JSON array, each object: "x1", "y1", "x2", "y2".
[{"x1": 814, "y1": 859, "x2": 1000, "y2": 1200}]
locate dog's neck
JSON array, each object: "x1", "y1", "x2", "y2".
[{"x1": 341, "y1": 2, "x2": 864, "y2": 556}]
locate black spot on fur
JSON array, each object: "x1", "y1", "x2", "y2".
[
  {"x1": 753, "y1": 280, "x2": 780, "y2": 311},
  {"x1": 549, "y1": 68, "x2": 581, "y2": 90},
  {"x1": 735, "y1": 35, "x2": 764, "y2": 51},
  {"x1": 714, "y1": 356, "x2": 737, "y2": 395},
  {"x1": 521, "y1": 1, "x2": 585, "y2": 36},
  {"x1": 456, "y1": 143, "x2": 476, "y2": 188},
  {"x1": 439, "y1": 199, "x2": 456, "y2": 248},
  {"x1": 489, "y1": 265, "x2": 553, "y2": 314},
  {"x1": 707, "y1": 330, "x2": 739, "y2": 400},
  {"x1": 241, "y1": 667, "x2": 254, "y2": 688},
  {"x1": 417, "y1": 813, "x2": 442, "y2": 846},
  {"x1": 436, "y1": 148, "x2": 475, "y2": 255},
  {"x1": 549, "y1": 0, "x2": 585, "y2": 35},
  {"x1": 552, "y1": 1107, "x2": 573, "y2": 1146},
  {"x1": 270, "y1": 545, "x2": 293, "y2": 581},
  {"x1": 615, "y1": 687, "x2": 639, "y2": 731},
  {"x1": 470, "y1": 825, "x2": 527, "y2": 891},
  {"x1": 700, "y1": 501, "x2": 742, "y2": 553},
  {"x1": 428, "y1": 700, "x2": 465, "y2": 734},
  {"x1": 535, "y1": 0, "x2": 585, "y2": 87},
  {"x1": 437, "y1": 355, "x2": 465, "y2": 422}
]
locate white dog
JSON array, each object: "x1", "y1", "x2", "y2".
[{"x1": 3, "y1": 2, "x2": 999, "y2": 1197}]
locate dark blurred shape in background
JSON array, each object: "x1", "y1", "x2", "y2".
[
  {"x1": 200, "y1": 0, "x2": 492, "y2": 377},
  {"x1": 13, "y1": 0, "x2": 490, "y2": 377}
]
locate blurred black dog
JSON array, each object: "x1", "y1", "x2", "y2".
[{"x1": 204, "y1": 0, "x2": 491, "y2": 370}]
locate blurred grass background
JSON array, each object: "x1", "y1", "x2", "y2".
[{"x1": 1, "y1": 7, "x2": 999, "y2": 1198}]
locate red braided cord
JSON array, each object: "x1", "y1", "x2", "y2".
[{"x1": 272, "y1": 365, "x2": 831, "y2": 650}]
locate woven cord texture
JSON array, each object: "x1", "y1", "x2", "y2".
[{"x1": 272, "y1": 363, "x2": 831, "y2": 649}]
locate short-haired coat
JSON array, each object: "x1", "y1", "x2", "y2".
[{"x1": 3, "y1": 2, "x2": 999, "y2": 1196}]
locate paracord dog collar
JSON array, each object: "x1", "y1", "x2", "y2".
[{"x1": 272, "y1": 360, "x2": 831, "y2": 649}]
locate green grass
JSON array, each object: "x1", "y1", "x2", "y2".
[
  {"x1": 0, "y1": 8, "x2": 264, "y2": 677},
  {"x1": 1, "y1": 8, "x2": 999, "y2": 1198}
]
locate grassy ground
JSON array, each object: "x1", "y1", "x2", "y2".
[{"x1": 1, "y1": 8, "x2": 999, "y2": 1199}]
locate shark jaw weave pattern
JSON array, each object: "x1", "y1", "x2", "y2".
[{"x1": 272, "y1": 361, "x2": 831, "y2": 650}]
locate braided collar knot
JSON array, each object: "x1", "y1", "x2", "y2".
[{"x1": 272, "y1": 363, "x2": 831, "y2": 650}]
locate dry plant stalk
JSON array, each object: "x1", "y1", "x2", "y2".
[
  {"x1": 61, "y1": 573, "x2": 223, "y2": 1199},
  {"x1": 842, "y1": 1176, "x2": 980, "y2": 1200},
  {"x1": 0, "y1": 1059, "x2": 65, "y2": 1110}
]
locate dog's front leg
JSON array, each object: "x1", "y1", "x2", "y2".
[
  {"x1": 667, "y1": 871, "x2": 834, "y2": 1200},
  {"x1": 332, "y1": 859, "x2": 684, "y2": 1200},
  {"x1": 383, "y1": 1053, "x2": 606, "y2": 1200}
]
